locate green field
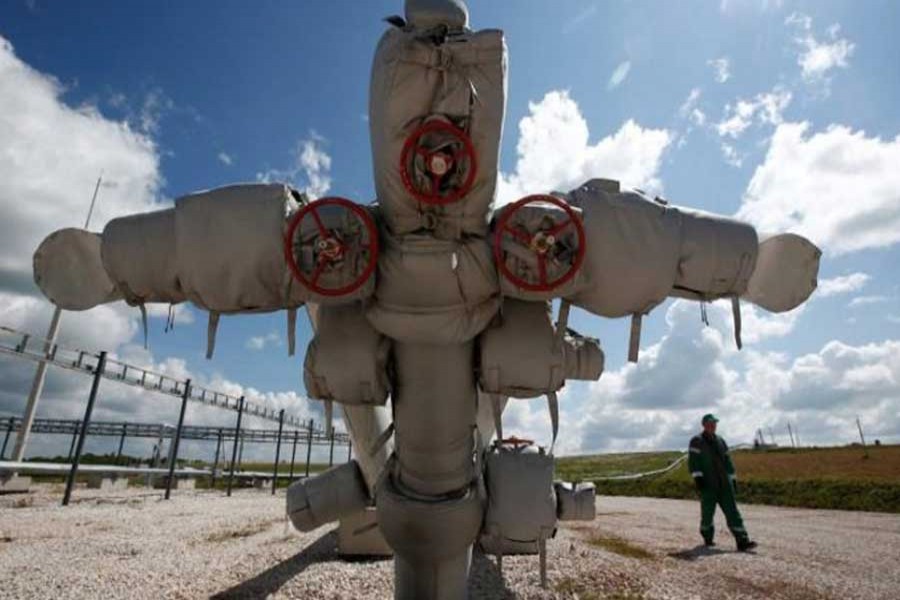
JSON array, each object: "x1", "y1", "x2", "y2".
[{"x1": 556, "y1": 444, "x2": 900, "y2": 513}]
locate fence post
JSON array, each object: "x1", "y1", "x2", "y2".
[
  {"x1": 211, "y1": 429, "x2": 223, "y2": 488},
  {"x1": 272, "y1": 409, "x2": 285, "y2": 495},
  {"x1": 304, "y1": 419, "x2": 313, "y2": 477},
  {"x1": 165, "y1": 380, "x2": 191, "y2": 500},
  {"x1": 226, "y1": 397, "x2": 245, "y2": 497},
  {"x1": 289, "y1": 429, "x2": 299, "y2": 481},
  {"x1": 63, "y1": 352, "x2": 107, "y2": 506},
  {"x1": 328, "y1": 430, "x2": 335, "y2": 467},
  {"x1": 116, "y1": 424, "x2": 127, "y2": 463},
  {"x1": 0, "y1": 417, "x2": 14, "y2": 460},
  {"x1": 67, "y1": 423, "x2": 79, "y2": 461}
]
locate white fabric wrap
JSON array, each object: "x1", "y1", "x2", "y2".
[
  {"x1": 566, "y1": 181, "x2": 682, "y2": 318},
  {"x1": 304, "y1": 303, "x2": 391, "y2": 406},
  {"x1": 555, "y1": 481, "x2": 597, "y2": 522},
  {"x1": 493, "y1": 201, "x2": 588, "y2": 301},
  {"x1": 33, "y1": 228, "x2": 123, "y2": 311},
  {"x1": 101, "y1": 208, "x2": 185, "y2": 305},
  {"x1": 567, "y1": 179, "x2": 760, "y2": 317},
  {"x1": 367, "y1": 231, "x2": 500, "y2": 345},
  {"x1": 405, "y1": 0, "x2": 469, "y2": 30},
  {"x1": 369, "y1": 26, "x2": 506, "y2": 239},
  {"x1": 481, "y1": 444, "x2": 557, "y2": 555},
  {"x1": 286, "y1": 460, "x2": 370, "y2": 532},
  {"x1": 174, "y1": 183, "x2": 307, "y2": 313},
  {"x1": 479, "y1": 299, "x2": 603, "y2": 398}
]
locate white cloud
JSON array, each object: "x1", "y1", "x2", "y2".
[
  {"x1": 0, "y1": 36, "x2": 163, "y2": 296},
  {"x1": 817, "y1": 273, "x2": 870, "y2": 297},
  {"x1": 721, "y1": 143, "x2": 742, "y2": 167},
  {"x1": 217, "y1": 151, "x2": 233, "y2": 166},
  {"x1": 257, "y1": 134, "x2": 332, "y2": 199},
  {"x1": 135, "y1": 87, "x2": 174, "y2": 136},
  {"x1": 848, "y1": 295, "x2": 889, "y2": 308},
  {"x1": 679, "y1": 88, "x2": 706, "y2": 126},
  {"x1": 708, "y1": 57, "x2": 732, "y2": 83},
  {"x1": 497, "y1": 90, "x2": 671, "y2": 204},
  {"x1": 736, "y1": 122, "x2": 900, "y2": 255},
  {"x1": 786, "y1": 13, "x2": 855, "y2": 87},
  {"x1": 607, "y1": 61, "x2": 632, "y2": 90},
  {"x1": 716, "y1": 87, "x2": 792, "y2": 139},
  {"x1": 246, "y1": 331, "x2": 281, "y2": 351}
]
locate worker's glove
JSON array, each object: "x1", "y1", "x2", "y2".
[{"x1": 694, "y1": 476, "x2": 705, "y2": 492}]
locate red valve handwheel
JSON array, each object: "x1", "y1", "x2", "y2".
[
  {"x1": 284, "y1": 197, "x2": 379, "y2": 297},
  {"x1": 399, "y1": 120, "x2": 478, "y2": 205},
  {"x1": 494, "y1": 194, "x2": 586, "y2": 293}
]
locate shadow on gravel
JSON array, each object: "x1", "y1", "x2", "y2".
[
  {"x1": 211, "y1": 530, "x2": 342, "y2": 599},
  {"x1": 668, "y1": 544, "x2": 730, "y2": 561},
  {"x1": 468, "y1": 549, "x2": 516, "y2": 599}
]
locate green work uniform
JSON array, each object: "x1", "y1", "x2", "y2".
[{"x1": 688, "y1": 432, "x2": 749, "y2": 545}]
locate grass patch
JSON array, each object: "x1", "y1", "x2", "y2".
[
  {"x1": 587, "y1": 534, "x2": 653, "y2": 560},
  {"x1": 558, "y1": 445, "x2": 900, "y2": 513},
  {"x1": 204, "y1": 518, "x2": 280, "y2": 543}
]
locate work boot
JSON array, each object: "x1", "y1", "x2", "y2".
[
  {"x1": 737, "y1": 539, "x2": 757, "y2": 552},
  {"x1": 704, "y1": 539, "x2": 716, "y2": 547}
]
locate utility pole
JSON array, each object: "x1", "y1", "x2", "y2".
[
  {"x1": 13, "y1": 175, "x2": 103, "y2": 463},
  {"x1": 856, "y1": 417, "x2": 869, "y2": 459}
]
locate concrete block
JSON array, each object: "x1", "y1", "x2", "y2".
[
  {"x1": 152, "y1": 476, "x2": 196, "y2": 490},
  {"x1": 0, "y1": 475, "x2": 31, "y2": 495},
  {"x1": 87, "y1": 476, "x2": 129, "y2": 491},
  {"x1": 338, "y1": 507, "x2": 393, "y2": 557}
]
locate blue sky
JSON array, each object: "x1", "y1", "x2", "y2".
[{"x1": 1, "y1": 0, "x2": 898, "y2": 459}]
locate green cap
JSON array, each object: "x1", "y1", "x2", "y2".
[{"x1": 701, "y1": 413, "x2": 719, "y2": 424}]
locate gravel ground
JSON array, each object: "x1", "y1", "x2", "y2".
[{"x1": 1, "y1": 484, "x2": 897, "y2": 599}]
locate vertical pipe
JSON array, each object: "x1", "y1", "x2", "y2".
[
  {"x1": 304, "y1": 419, "x2": 313, "y2": 478},
  {"x1": 328, "y1": 430, "x2": 335, "y2": 467},
  {"x1": 857, "y1": 417, "x2": 869, "y2": 458},
  {"x1": 347, "y1": 438, "x2": 352, "y2": 463},
  {"x1": 787, "y1": 423, "x2": 796, "y2": 449},
  {"x1": 0, "y1": 417, "x2": 14, "y2": 460},
  {"x1": 116, "y1": 424, "x2": 127, "y2": 463},
  {"x1": 165, "y1": 380, "x2": 191, "y2": 500},
  {"x1": 211, "y1": 430, "x2": 223, "y2": 488},
  {"x1": 226, "y1": 397, "x2": 245, "y2": 497},
  {"x1": 289, "y1": 429, "x2": 299, "y2": 480},
  {"x1": 272, "y1": 409, "x2": 285, "y2": 495},
  {"x1": 238, "y1": 436, "x2": 244, "y2": 469},
  {"x1": 62, "y1": 351, "x2": 106, "y2": 506},
  {"x1": 67, "y1": 424, "x2": 79, "y2": 461}
]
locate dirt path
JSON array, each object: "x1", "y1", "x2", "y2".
[{"x1": 0, "y1": 487, "x2": 897, "y2": 599}]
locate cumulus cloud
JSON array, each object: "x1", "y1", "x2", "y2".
[
  {"x1": 716, "y1": 87, "x2": 792, "y2": 139},
  {"x1": 607, "y1": 61, "x2": 632, "y2": 90},
  {"x1": 817, "y1": 273, "x2": 870, "y2": 297},
  {"x1": 246, "y1": 331, "x2": 281, "y2": 351},
  {"x1": 736, "y1": 122, "x2": 900, "y2": 255},
  {"x1": 786, "y1": 13, "x2": 855, "y2": 88},
  {"x1": 0, "y1": 35, "x2": 163, "y2": 297},
  {"x1": 257, "y1": 134, "x2": 332, "y2": 199},
  {"x1": 848, "y1": 295, "x2": 889, "y2": 308},
  {"x1": 497, "y1": 90, "x2": 671, "y2": 204},
  {"x1": 708, "y1": 57, "x2": 732, "y2": 83},
  {"x1": 504, "y1": 298, "x2": 898, "y2": 454}
]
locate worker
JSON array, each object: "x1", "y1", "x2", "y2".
[{"x1": 688, "y1": 414, "x2": 757, "y2": 551}]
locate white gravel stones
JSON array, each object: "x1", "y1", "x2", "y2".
[{"x1": 1, "y1": 488, "x2": 897, "y2": 599}]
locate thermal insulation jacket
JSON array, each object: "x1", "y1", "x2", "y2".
[
  {"x1": 101, "y1": 208, "x2": 185, "y2": 305},
  {"x1": 304, "y1": 303, "x2": 391, "y2": 406},
  {"x1": 481, "y1": 443, "x2": 557, "y2": 556},
  {"x1": 405, "y1": 0, "x2": 469, "y2": 29},
  {"x1": 174, "y1": 183, "x2": 307, "y2": 313},
  {"x1": 478, "y1": 299, "x2": 603, "y2": 398},
  {"x1": 366, "y1": 231, "x2": 500, "y2": 345},
  {"x1": 33, "y1": 228, "x2": 123, "y2": 311},
  {"x1": 369, "y1": 23, "x2": 507, "y2": 239},
  {"x1": 492, "y1": 200, "x2": 588, "y2": 302},
  {"x1": 742, "y1": 233, "x2": 820, "y2": 313},
  {"x1": 566, "y1": 180, "x2": 760, "y2": 317},
  {"x1": 555, "y1": 481, "x2": 597, "y2": 522},
  {"x1": 391, "y1": 341, "x2": 477, "y2": 496},
  {"x1": 286, "y1": 460, "x2": 370, "y2": 532}
]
